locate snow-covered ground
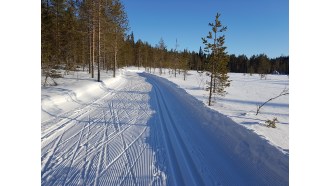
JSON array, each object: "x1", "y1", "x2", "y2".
[
  {"x1": 41, "y1": 69, "x2": 124, "y2": 126},
  {"x1": 41, "y1": 67, "x2": 288, "y2": 185},
  {"x1": 141, "y1": 67, "x2": 289, "y2": 153}
]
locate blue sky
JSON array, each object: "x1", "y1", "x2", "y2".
[{"x1": 121, "y1": 0, "x2": 288, "y2": 58}]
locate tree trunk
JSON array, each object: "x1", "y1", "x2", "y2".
[
  {"x1": 208, "y1": 73, "x2": 213, "y2": 106},
  {"x1": 103, "y1": 34, "x2": 106, "y2": 70},
  {"x1": 82, "y1": 38, "x2": 85, "y2": 72},
  {"x1": 91, "y1": 1, "x2": 95, "y2": 78},
  {"x1": 113, "y1": 44, "x2": 117, "y2": 78},
  {"x1": 213, "y1": 72, "x2": 216, "y2": 93},
  {"x1": 97, "y1": 0, "x2": 101, "y2": 82},
  {"x1": 56, "y1": 1, "x2": 60, "y2": 65},
  {"x1": 89, "y1": 25, "x2": 91, "y2": 74}
]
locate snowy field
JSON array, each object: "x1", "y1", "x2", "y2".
[
  {"x1": 41, "y1": 67, "x2": 288, "y2": 185},
  {"x1": 143, "y1": 67, "x2": 289, "y2": 153}
]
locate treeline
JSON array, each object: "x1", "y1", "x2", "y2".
[
  {"x1": 228, "y1": 54, "x2": 289, "y2": 75},
  {"x1": 41, "y1": 0, "x2": 289, "y2": 84},
  {"x1": 42, "y1": 0, "x2": 129, "y2": 81},
  {"x1": 122, "y1": 35, "x2": 191, "y2": 78},
  {"x1": 111, "y1": 35, "x2": 290, "y2": 76}
]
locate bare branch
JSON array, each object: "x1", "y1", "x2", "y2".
[{"x1": 256, "y1": 88, "x2": 289, "y2": 115}]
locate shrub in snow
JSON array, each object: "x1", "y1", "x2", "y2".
[
  {"x1": 259, "y1": 73, "x2": 267, "y2": 80},
  {"x1": 265, "y1": 117, "x2": 278, "y2": 128},
  {"x1": 42, "y1": 68, "x2": 62, "y2": 86},
  {"x1": 272, "y1": 70, "x2": 280, "y2": 75}
]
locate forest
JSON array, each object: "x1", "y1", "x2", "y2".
[{"x1": 41, "y1": 0, "x2": 289, "y2": 82}]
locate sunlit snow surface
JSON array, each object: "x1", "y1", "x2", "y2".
[
  {"x1": 148, "y1": 68, "x2": 289, "y2": 153},
  {"x1": 41, "y1": 67, "x2": 288, "y2": 185}
]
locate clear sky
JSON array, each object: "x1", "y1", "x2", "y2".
[{"x1": 121, "y1": 0, "x2": 288, "y2": 58}]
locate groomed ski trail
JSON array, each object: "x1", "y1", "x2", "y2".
[{"x1": 41, "y1": 70, "x2": 288, "y2": 185}]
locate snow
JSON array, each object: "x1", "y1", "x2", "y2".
[
  {"x1": 142, "y1": 67, "x2": 289, "y2": 153},
  {"x1": 41, "y1": 67, "x2": 288, "y2": 185},
  {"x1": 41, "y1": 69, "x2": 123, "y2": 123}
]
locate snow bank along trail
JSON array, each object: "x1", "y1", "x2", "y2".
[{"x1": 41, "y1": 70, "x2": 288, "y2": 185}]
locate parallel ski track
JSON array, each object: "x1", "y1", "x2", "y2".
[
  {"x1": 150, "y1": 78, "x2": 204, "y2": 186},
  {"x1": 41, "y1": 72, "x2": 160, "y2": 186},
  {"x1": 41, "y1": 78, "x2": 127, "y2": 143},
  {"x1": 145, "y1": 73, "x2": 289, "y2": 186}
]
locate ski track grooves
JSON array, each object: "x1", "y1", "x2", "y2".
[
  {"x1": 41, "y1": 72, "x2": 157, "y2": 186},
  {"x1": 152, "y1": 78, "x2": 204, "y2": 186},
  {"x1": 41, "y1": 70, "x2": 288, "y2": 186},
  {"x1": 41, "y1": 76, "x2": 126, "y2": 143}
]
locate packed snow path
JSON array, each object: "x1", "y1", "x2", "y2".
[{"x1": 41, "y1": 71, "x2": 288, "y2": 185}]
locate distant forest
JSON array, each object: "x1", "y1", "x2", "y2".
[{"x1": 42, "y1": 0, "x2": 289, "y2": 80}]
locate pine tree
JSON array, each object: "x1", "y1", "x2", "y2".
[
  {"x1": 198, "y1": 46, "x2": 205, "y2": 71},
  {"x1": 142, "y1": 42, "x2": 150, "y2": 72},
  {"x1": 202, "y1": 13, "x2": 230, "y2": 106},
  {"x1": 107, "y1": 0, "x2": 128, "y2": 77},
  {"x1": 181, "y1": 49, "x2": 190, "y2": 81},
  {"x1": 257, "y1": 54, "x2": 271, "y2": 79},
  {"x1": 135, "y1": 39, "x2": 143, "y2": 69},
  {"x1": 41, "y1": 0, "x2": 55, "y2": 68},
  {"x1": 156, "y1": 38, "x2": 166, "y2": 75},
  {"x1": 174, "y1": 39, "x2": 179, "y2": 77}
]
